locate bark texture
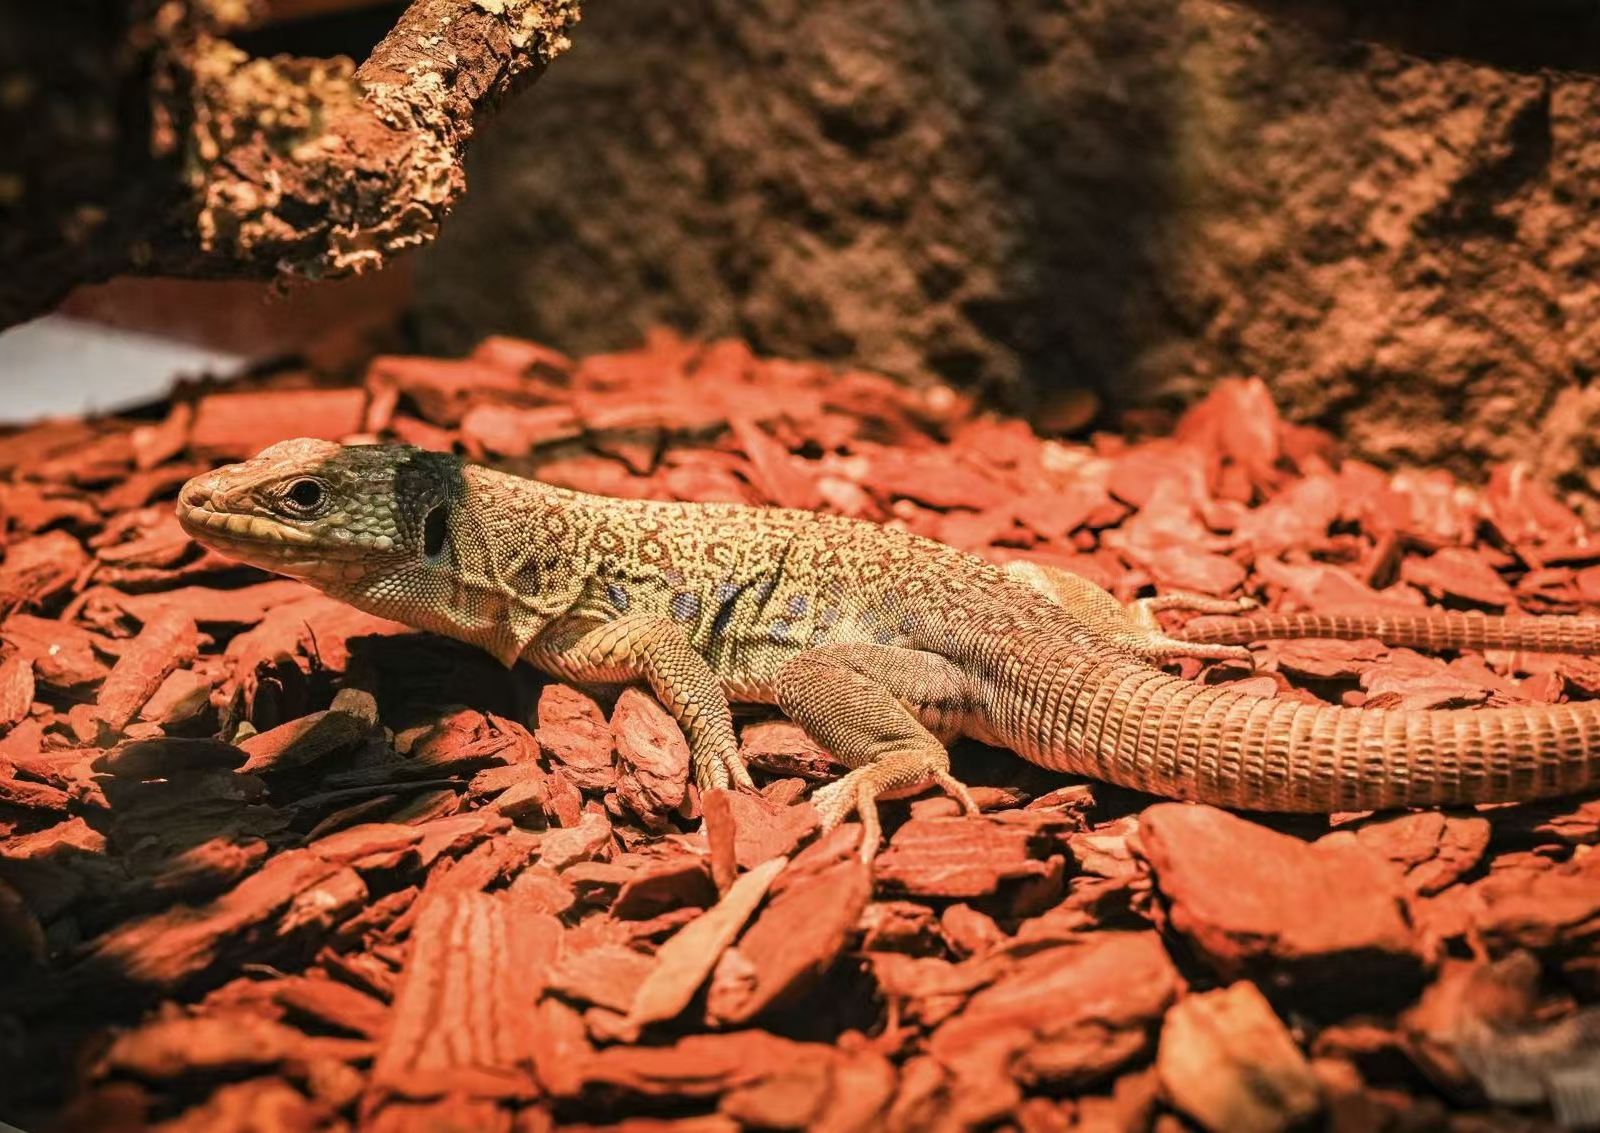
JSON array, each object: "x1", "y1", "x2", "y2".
[
  {"x1": 415, "y1": 0, "x2": 1600, "y2": 491},
  {"x1": 0, "y1": 0, "x2": 580, "y2": 328}
]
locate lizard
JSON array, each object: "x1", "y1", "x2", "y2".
[{"x1": 177, "y1": 439, "x2": 1600, "y2": 858}]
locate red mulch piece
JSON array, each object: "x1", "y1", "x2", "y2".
[
  {"x1": 610, "y1": 689, "x2": 690, "y2": 827},
  {"x1": 873, "y1": 814, "x2": 1071, "y2": 899},
  {"x1": 536, "y1": 684, "x2": 617, "y2": 792},
  {"x1": 238, "y1": 690, "x2": 378, "y2": 773},
  {"x1": 0, "y1": 655, "x2": 33, "y2": 730},
  {"x1": 1347, "y1": 810, "x2": 1492, "y2": 897},
  {"x1": 705, "y1": 840, "x2": 871, "y2": 1026},
  {"x1": 1157, "y1": 981, "x2": 1321, "y2": 1133},
  {"x1": 922, "y1": 931, "x2": 1181, "y2": 1126},
  {"x1": 1401, "y1": 547, "x2": 1518, "y2": 609},
  {"x1": 700, "y1": 787, "x2": 819, "y2": 873},
  {"x1": 371, "y1": 891, "x2": 554, "y2": 1101},
  {"x1": 735, "y1": 719, "x2": 840, "y2": 780},
  {"x1": 189, "y1": 388, "x2": 369, "y2": 457},
  {"x1": 93, "y1": 610, "x2": 199, "y2": 733},
  {"x1": 0, "y1": 529, "x2": 90, "y2": 608},
  {"x1": 1134, "y1": 803, "x2": 1422, "y2": 1000},
  {"x1": 1, "y1": 612, "x2": 109, "y2": 688},
  {"x1": 2, "y1": 330, "x2": 1599, "y2": 1131},
  {"x1": 622, "y1": 855, "x2": 786, "y2": 1032}
]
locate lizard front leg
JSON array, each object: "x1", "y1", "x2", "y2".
[
  {"x1": 773, "y1": 643, "x2": 982, "y2": 862},
  {"x1": 530, "y1": 613, "x2": 754, "y2": 792}
]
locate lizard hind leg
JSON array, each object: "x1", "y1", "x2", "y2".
[
  {"x1": 1004, "y1": 560, "x2": 1257, "y2": 666},
  {"x1": 1121, "y1": 593, "x2": 1259, "y2": 665},
  {"x1": 774, "y1": 643, "x2": 981, "y2": 863}
]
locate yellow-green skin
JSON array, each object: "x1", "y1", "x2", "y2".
[{"x1": 179, "y1": 439, "x2": 1600, "y2": 858}]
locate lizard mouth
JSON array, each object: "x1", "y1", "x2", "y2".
[{"x1": 177, "y1": 502, "x2": 316, "y2": 547}]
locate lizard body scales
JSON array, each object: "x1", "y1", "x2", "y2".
[{"x1": 179, "y1": 440, "x2": 1600, "y2": 855}]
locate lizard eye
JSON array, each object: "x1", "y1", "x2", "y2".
[{"x1": 282, "y1": 478, "x2": 325, "y2": 513}]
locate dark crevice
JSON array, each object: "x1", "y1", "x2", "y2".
[{"x1": 226, "y1": 3, "x2": 407, "y2": 63}]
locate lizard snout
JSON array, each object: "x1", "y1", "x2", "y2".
[{"x1": 177, "y1": 475, "x2": 213, "y2": 511}]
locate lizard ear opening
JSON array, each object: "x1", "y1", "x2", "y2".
[{"x1": 423, "y1": 504, "x2": 448, "y2": 559}]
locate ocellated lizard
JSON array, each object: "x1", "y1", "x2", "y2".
[{"x1": 178, "y1": 440, "x2": 1600, "y2": 856}]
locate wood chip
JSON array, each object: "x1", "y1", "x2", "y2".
[{"x1": 372, "y1": 892, "x2": 558, "y2": 1100}]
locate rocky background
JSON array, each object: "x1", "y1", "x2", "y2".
[
  {"x1": 415, "y1": 0, "x2": 1600, "y2": 495},
  {"x1": 9, "y1": 2, "x2": 1600, "y2": 496}
]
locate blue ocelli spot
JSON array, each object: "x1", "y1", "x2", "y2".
[
  {"x1": 606, "y1": 583, "x2": 630, "y2": 612},
  {"x1": 787, "y1": 593, "x2": 809, "y2": 617},
  {"x1": 671, "y1": 591, "x2": 701, "y2": 622},
  {"x1": 711, "y1": 580, "x2": 744, "y2": 638},
  {"x1": 770, "y1": 620, "x2": 791, "y2": 643}
]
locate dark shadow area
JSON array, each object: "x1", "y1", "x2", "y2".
[
  {"x1": 0, "y1": 624, "x2": 532, "y2": 1121},
  {"x1": 977, "y1": 4, "x2": 1187, "y2": 416},
  {"x1": 228, "y1": 2, "x2": 408, "y2": 62},
  {"x1": 0, "y1": 1, "x2": 168, "y2": 328},
  {"x1": 1252, "y1": 0, "x2": 1600, "y2": 73}
]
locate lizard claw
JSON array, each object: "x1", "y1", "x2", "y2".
[
  {"x1": 813, "y1": 764, "x2": 982, "y2": 864},
  {"x1": 724, "y1": 750, "x2": 756, "y2": 792},
  {"x1": 812, "y1": 772, "x2": 886, "y2": 864}
]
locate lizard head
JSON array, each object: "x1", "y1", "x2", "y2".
[{"x1": 177, "y1": 438, "x2": 461, "y2": 591}]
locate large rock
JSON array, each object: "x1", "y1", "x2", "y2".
[{"x1": 417, "y1": 0, "x2": 1600, "y2": 497}]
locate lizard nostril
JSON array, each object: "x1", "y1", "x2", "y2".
[{"x1": 178, "y1": 476, "x2": 227, "y2": 514}]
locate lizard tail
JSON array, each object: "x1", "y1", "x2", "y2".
[
  {"x1": 1008, "y1": 647, "x2": 1600, "y2": 812},
  {"x1": 1174, "y1": 610, "x2": 1600, "y2": 654}
]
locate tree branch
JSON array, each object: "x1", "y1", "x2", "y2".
[{"x1": 0, "y1": 0, "x2": 581, "y2": 328}]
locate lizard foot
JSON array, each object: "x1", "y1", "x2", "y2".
[
  {"x1": 812, "y1": 762, "x2": 982, "y2": 863},
  {"x1": 1126, "y1": 592, "x2": 1258, "y2": 631},
  {"x1": 1130, "y1": 635, "x2": 1257, "y2": 667},
  {"x1": 1123, "y1": 592, "x2": 1258, "y2": 666}
]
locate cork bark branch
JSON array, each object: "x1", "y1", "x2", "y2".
[{"x1": 0, "y1": 0, "x2": 581, "y2": 328}]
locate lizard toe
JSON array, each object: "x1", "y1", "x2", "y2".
[
  {"x1": 811, "y1": 775, "x2": 859, "y2": 829},
  {"x1": 812, "y1": 771, "x2": 885, "y2": 863},
  {"x1": 1127, "y1": 592, "x2": 1260, "y2": 630},
  {"x1": 692, "y1": 742, "x2": 753, "y2": 794},
  {"x1": 723, "y1": 750, "x2": 756, "y2": 792},
  {"x1": 1133, "y1": 635, "x2": 1256, "y2": 668},
  {"x1": 933, "y1": 770, "x2": 982, "y2": 816},
  {"x1": 693, "y1": 757, "x2": 731, "y2": 794}
]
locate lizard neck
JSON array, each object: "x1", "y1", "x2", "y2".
[{"x1": 348, "y1": 464, "x2": 598, "y2": 666}]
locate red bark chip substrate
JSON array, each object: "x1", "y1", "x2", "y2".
[{"x1": 1, "y1": 332, "x2": 1599, "y2": 1131}]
